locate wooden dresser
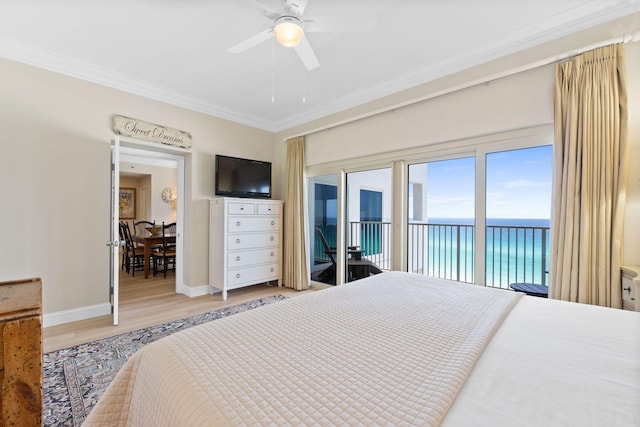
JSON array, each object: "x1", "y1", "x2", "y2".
[{"x1": 0, "y1": 278, "x2": 42, "y2": 426}]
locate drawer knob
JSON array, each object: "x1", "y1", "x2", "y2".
[
  {"x1": 236, "y1": 239, "x2": 241, "y2": 244},
  {"x1": 240, "y1": 207, "x2": 244, "y2": 210},
  {"x1": 271, "y1": 221, "x2": 275, "y2": 226},
  {"x1": 236, "y1": 221, "x2": 241, "y2": 226},
  {"x1": 270, "y1": 236, "x2": 274, "y2": 241},
  {"x1": 270, "y1": 252, "x2": 274, "y2": 257},
  {"x1": 236, "y1": 256, "x2": 241, "y2": 261},
  {"x1": 236, "y1": 273, "x2": 241, "y2": 278},
  {"x1": 270, "y1": 268, "x2": 274, "y2": 272}
]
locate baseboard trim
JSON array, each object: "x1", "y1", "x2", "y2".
[
  {"x1": 178, "y1": 283, "x2": 210, "y2": 298},
  {"x1": 43, "y1": 303, "x2": 112, "y2": 328},
  {"x1": 44, "y1": 286, "x2": 211, "y2": 327}
]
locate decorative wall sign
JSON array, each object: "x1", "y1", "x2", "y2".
[{"x1": 112, "y1": 115, "x2": 192, "y2": 149}]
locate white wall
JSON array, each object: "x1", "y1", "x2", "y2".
[
  {"x1": 347, "y1": 168, "x2": 392, "y2": 223},
  {"x1": 120, "y1": 162, "x2": 178, "y2": 224},
  {"x1": 304, "y1": 65, "x2": 553, "y2": 167},
  {"x1": 0, "y1": 56, "x2": 275, "y2": 322}
]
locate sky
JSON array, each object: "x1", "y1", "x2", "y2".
[{"x1": 417, "y1": 145, "x2": 552, "y2": 220}]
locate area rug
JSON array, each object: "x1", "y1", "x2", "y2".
[{"x1": 43, "y1": 295, "x2": 287, "y2": 426}]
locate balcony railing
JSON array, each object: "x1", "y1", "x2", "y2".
[
  {"x1": 408, "y1": 222, "x2": 550, "y2": 289},
  {"x1": 312, "y1": 222, "x2": 392, "y2": 270},
  {"x1": 408, "y1": 223, "x2": 475, "y2": 283},
  {"x1": 348, "y1": 221, "x2": 391, "y2": 270},
  {"x1": 315, "y1": 221, "x2": 548, "y2": 289}
]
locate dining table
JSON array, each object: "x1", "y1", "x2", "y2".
[{"x1": 132, "y1": 233, "x2": 176, "y2": 279}]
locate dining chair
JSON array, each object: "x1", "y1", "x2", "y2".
[
  {"x1": 133, "y1": 220, "x2": 155, "y2": 236},
  {"x1": 118, "y1": 222, "x2": 128, "y2": 272},
  {"x1": 153, "y1": 222, "x2": 176, "y2": 278},
  {"x1": 122, "y1": 222, "x2": 146, "y2": 276},
  {"x1": 163, "y1": 222, "x2": 177, "y2": 249}
]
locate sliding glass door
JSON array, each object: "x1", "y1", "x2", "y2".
[
  {"x1": 306, "y1": 129, "x2": 552, "y2": 289},
  {"x1": 308, "y1": 174, "x2": 339, "y2": 285},
  {"x1": 346, "y1": 168, "x2": 391, "y2": 282}
]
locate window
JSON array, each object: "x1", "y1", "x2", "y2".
[
  {"x1": 485, "y1": 145, "x2": 552, "y2": 288},
  {"x1": 408, "y1": 157, "x2": 475, "y2": 282}
]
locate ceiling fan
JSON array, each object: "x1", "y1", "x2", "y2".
[{"x1": 227, "y1": 0, "x2": 377, "y2": 70}]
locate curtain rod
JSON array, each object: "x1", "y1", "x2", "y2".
[{"x1": 284, "y1": 30, "x2": 640, "y2": 142}]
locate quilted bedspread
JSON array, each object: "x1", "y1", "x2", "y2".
[{"x1": 84, "y1": 272, "x2": 521, "y2": 426}]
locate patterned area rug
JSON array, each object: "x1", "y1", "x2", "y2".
[{"x1": 43, "y1": 295, "x2": 287, "y2": 426}]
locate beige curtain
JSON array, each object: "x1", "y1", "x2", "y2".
[
  {"x1": 283, "y1": 136, "x2": 310, "y2": 291},
  {"x1": 550, "y1": 44, "x2": 629, "y2": 308}
]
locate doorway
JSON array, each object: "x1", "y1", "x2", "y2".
[{"x1": 113, "y1": 142, "x2": 186, "y2": 323}]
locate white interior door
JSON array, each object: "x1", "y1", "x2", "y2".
[{"x1": 109, "y1": 137, "x2": 120, "y2": 325}]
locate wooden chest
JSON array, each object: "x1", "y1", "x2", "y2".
[{"x1": 0, "y1": 278, "x2": 42, "y2": 426}]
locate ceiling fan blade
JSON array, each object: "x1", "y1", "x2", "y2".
[
  {"x1": 285, "y1": 0, "x2": 308, "y2": 17},
  {"x1": 247, "y1": 0, "x2": 280, "y2": 20},
  {"x1": 304, "y1": 16, "x2": 377, "y2": 33},
  {"x1": 227, "y1": 28, "x2": 273, "y2": 54},
  {"x1": 294, "y1": 36, "x2": 319, "y2": 70}
]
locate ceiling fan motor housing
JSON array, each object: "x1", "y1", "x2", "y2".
[{"x1": 274, "y1": 16, "x2": 304, "y2": 47}]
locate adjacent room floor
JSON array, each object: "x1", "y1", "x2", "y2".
[{"x1": 43, "y1": 270, "x2": 318, "y2": 353}]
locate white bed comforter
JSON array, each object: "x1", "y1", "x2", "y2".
[{"x1": 84, "y1": 272, "x2": 521, "y2": 426}]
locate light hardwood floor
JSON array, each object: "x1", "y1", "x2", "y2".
[{"x1": 43, "y1": 270, "x2": 323, "y2": 353}]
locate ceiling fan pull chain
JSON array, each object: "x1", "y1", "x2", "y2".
[
  {"x1": 271, "y1": 36, "x2": 276, "y2": 103},
  {"x1": 302, "y1": 70, "x2": 306, "y2": 103}
]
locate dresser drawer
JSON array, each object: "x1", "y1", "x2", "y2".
[
  {"x1": 228, "y1": 232, "x2": 279, "y2": 250},
  {"x1": 227, "y1": 202, "x2": 255, "y2": 215},
  {"x1": 228, "y1": 263, "x2": 280, "y2": 288},
  {"x1": 621, "y1": 266, "x2": 640, "y2": 312},
  {"x1": 257, "y1": 203, "x2": 281, "y2": 215},
  {"x1": 228, "y1": 248, "x2": 280, "y2": 268},
  {"x1": 228, "y1": 217, "x2": 280, "y2": 233},
  {"x1": 622, "y1": 276, "x2": 639, "y2": 311}
]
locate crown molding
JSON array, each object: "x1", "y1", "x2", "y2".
[
  {"x1": 0, "y1": 2, "x2": 637, "y2": 134},
  {"x1": 0, "y1": 35, "x2": 277, "y2": 131}
]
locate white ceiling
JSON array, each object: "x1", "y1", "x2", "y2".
[{"x1": 0, "y1": 0, "x2": 638, "y2": 132}]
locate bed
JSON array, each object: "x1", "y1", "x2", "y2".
[{"x1": 84, "y1": 272, "x2": 640, "y2": 426}]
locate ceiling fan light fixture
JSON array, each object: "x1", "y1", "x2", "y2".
[{"x1": 274, "y1": 16, "x2": 304, "y2": 47}]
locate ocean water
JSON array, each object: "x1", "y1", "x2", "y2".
[
  {"x1": 409, "y1": 218, "x2": 550, "y2": 288},
  {"x1": 318, "y1": 218, "x2": 551, "y2": 288}
]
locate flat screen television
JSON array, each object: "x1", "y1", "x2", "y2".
[{"x1": 215, "y1": 155, "x2": 272, "y2": 199}]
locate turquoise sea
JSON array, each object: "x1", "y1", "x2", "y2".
[
  {"x1": 410, "y1": 218, "x2": 550, "y2": 288},
  {"x1": 318, "y1": 218, "x2": 550, "y2": 288}
]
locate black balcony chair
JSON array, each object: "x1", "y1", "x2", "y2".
[
  {"x1": 313, "y1": 227, "x2": 380, "y2": 284},
  {"x1": 313, "y1": 227, "x2": 337, "y2": 284},
  {"x1": 153, "y1": 222, "x2": 176, "y2": 278}
]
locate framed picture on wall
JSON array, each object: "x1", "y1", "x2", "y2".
[{"x1": 119, "y1": 188, "x2": 136, "y2": 219}]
